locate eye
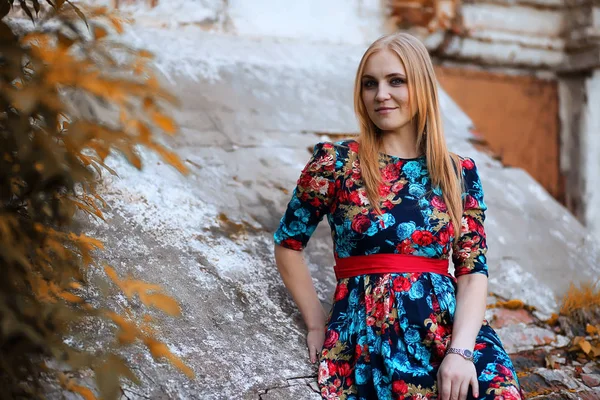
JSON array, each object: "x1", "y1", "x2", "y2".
[
  {"x1": 362, "y1": 80, "x2": 377, "y2": 89},
  {"x1": 390, "y1": 77, "x2": 406, "y2": 86}
]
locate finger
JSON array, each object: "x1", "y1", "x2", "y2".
[
  {"x1": 308, "y1": 345, "x2": 316, "y2": 363},
  {"x1": 439, "y1": 374, "x2": 451, "y2": 400},
  {"x1": 471, "y1": 372, "x2": 480, "y2": 398},
  {"x1": 450, "y1": 378, "x2": 460, "y2": 400},
  {"x1": 459, "y1": 379, "x2": 470, "y2": 400}
]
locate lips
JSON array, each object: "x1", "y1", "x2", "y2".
[{"x1": 375, "y1": 106, "x2": 398, "y2": 115}]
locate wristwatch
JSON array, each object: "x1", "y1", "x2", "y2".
[{"x1": 446, "y1": 347, "x2": 474, "y2": 362}]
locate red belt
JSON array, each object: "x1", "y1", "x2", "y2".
[{"x1": 333, "y1": 253, "x2": 451, "y2": 280}]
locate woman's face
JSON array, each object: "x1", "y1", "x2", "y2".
[{"x1": 360, "y1": 49, "x2": 416, "y2": 133}]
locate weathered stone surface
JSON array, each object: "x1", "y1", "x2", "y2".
[
  {"x1": 487, "y1": 307, "x2": 536, "y2": 329},
  {"x1": 496, "y1": 323, "x2": 569, "y2": 353},
  {"x1": 581, "y1": 373, "x2": 600, "y2": 387}
]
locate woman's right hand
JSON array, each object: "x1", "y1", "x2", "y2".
[{"x1": 307, "y1": 328, "x2": 325, "y2": 364}]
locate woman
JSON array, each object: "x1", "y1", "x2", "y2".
[{"x1": 273, "y1": 32, "x2": 523, "y2": 400}]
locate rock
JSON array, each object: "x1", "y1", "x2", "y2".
[
  {"x1": 488, "y1": 307, "x2": 536, "y2": 329},
  {"x1": 496, "y1": 323, "x2": 568, "y2": 354},
  {"x1": 581, "y1": 373, "x2": 600, "y2": 388},
  {"x1": 535, "y1": 368, "x2": 586, "y2": 391}
]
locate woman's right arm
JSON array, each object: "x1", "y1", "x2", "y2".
[
  {"x1": 272, "y1": 142, "x2": 337, "y2": 363},
  {"x1": 274, "y1": 244, "x2": 326, "y2": 363}
]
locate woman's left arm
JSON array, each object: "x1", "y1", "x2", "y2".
[{"x1": 438, "y1": 157, "x2": 489, "y2": 400}]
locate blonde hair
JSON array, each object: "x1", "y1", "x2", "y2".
[{"x1": 353, "y1": 32, "x2": 463, "y2": 242}]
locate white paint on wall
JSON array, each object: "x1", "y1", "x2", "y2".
[
  {"x1": 584, "y1": 70, "x2": 600, "y2": 238},
  {"x1": 462, "y1": 3, "x2": 565, "y2": 37},
  {"x1": 226, "y1": 0, "x2": 387, "y2": 44}
]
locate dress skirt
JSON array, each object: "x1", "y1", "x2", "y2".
[{"x1": 317, "y1": 272, "x2": 523, "y2": 400}]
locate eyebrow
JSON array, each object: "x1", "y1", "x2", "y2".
[{"x1": 361, "y1": 73, "x2": 406, "y2": 79}]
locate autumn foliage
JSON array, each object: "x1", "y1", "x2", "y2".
[{"x1": 0, "y1": 0, "x2": 191, "y2": 397}]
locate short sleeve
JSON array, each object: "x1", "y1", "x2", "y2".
[
  {"x1": 273, "y1": 142, "x2": 337, "y2": 251},
  {"x1": 452, "y1": 157, "x2": 489, "y2": 278}
]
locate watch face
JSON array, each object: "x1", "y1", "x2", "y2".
[{"x1": 464, "y1": 350, "x2": 473, "y2": 358}]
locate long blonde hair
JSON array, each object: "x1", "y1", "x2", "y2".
[{"x1": 353, "y1": 32, "x2": 463, "y2": 242}]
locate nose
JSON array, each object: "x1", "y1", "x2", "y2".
[{"x1": 375, "y1": 84, "x2": 390, "y2": 102}]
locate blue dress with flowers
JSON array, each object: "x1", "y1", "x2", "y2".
[{"x1": 273, "y1": 140, "x2": 523, "y2": 400}]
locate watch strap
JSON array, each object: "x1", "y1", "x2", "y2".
[{"x1": 446, "y1": 347, "x2": 474, "y2": 361}]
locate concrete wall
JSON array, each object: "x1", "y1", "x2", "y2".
[{"x1": 104, "y1": 0, "x2": 389, "y2": 45}]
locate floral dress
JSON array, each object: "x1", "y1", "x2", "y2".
[{"x1": 273, "y1": 139, "x2": 523, "y2": 400}]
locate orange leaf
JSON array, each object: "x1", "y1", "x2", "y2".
[
  {"x1": 145, "y1": 338, "x2": 195, "y2": 378},
  {"x1": 143, "y1": 293, "x2": 181, "y2": 316},
  {"x1": 498, "y1": 299, "x2": 525, "y2": 310},
  {"x1": 586, "y1": 324, "x2": 598, "y2": 335},
  {"x1": 59, "y1": 291, "x2": 84, "y2": 304},
  {"x1": 108, "y1": 15, "x2": 124, "y2": 33},
  {"x1": 104, "y1": 265, "x2": 120, "y2": 285},
  {"x1": 94, "y1": 25, "x2": 108, "y2": 40},
  {"x1": 71, "y1": 384, "x2": 97, "y2": 400},
  {"x1": 151, "y1": 111, "x2": 177, "y2": 134},
  {"x1": 579, "y1": 340, "x2": 592, "y2": 354}
]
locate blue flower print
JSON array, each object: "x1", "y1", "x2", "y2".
[
  {"x1": 293, "y1": 207, "x2": 311, "y2": 223},
  {"x1": 366, "y1": 220, "x2": 379, "y2": 236},
  {"x1": 402, "y1": 160, "x2": 422, "y2": 181},
  {"x1": 396, "y1": 221, "x2": 416, "y2": 240},
  {"x1": 409, "y1": 281, "x2": 425, "y2": 300},
  {"x1": 376, "y1": 213, "x2": 396, "y2": 230},
  {"x1": 355, "y1": 363, "x2": 372, "y2": 385},
  {"x1": 404, "y1": 327, "x2": 420, "y2": 344},
  {"x1": 408, "y1": 183, "x2": 426, "y2": 198}
]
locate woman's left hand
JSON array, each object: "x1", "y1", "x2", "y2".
[{"x1": 437, "y1": 354, "x2": 479, "y2": 400}]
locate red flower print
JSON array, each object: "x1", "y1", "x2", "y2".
[
  {"x1": 392, "y1": 380, "x2": 409, "y2": 394},
  {"x1": 464, "y1": 194, "x2": 479, "y2": 210},
  {"x1": 309, "y1": 176, "x2": 330, "y2": 195},
  {"x1": 462, "y1": 158, "x2": 475, "y2": 170},
  {"x1": 334, "y1": 283, "x2": 348, "y2": 301},
  {"x1": 499, "y1": 385, "x2": 523, "y2": 400},
  {"x1": 337, "y1": 362, "x2": 351, "y2": 377},
  {"x1": 349, "y1": 191, "x2": 363, "y2": 206},
  {"x1": 355, "y1": 343, "x2": 362, "y2": 358},
  {"x1": 412, "y1": 230, "x2": 434, "y2": 246},
  {"x1": 379, "y1": 184, "x2": 391, "y2": 197},
  {"x1": 323, "y1": 330, "x2": 340, "y2": 348},
  {"x1": 326, "y1": 360, "x2": 337, "y2": 377},
  {"x1": 381, "y1": 164, "x2": 400, "y2": 182},
  {"x1": 338, "y1": 190, "x2": 348, "y2": 204},
  {"x1": 391, "y1": 181, "x2": 405, "y2": 193},
  {"x1": 348, "y1": 140, "x2": 359, "y2": 153},
  {"x1": 383, "y1": 200, "x2": 394, "y2": 209},
  {"x1": 497, "y1": 364, "x2": 513, "y2": 377},
  {"x1": 431, "y1": 196, "x2": 447, "y2": 211},
  {"x1": 366, "y1": 316, "x2": 376, "y2": 326},
  {"x1": 431, "y1": 295, "x2": 441, "y2": 312},
  {"x1": 281, "y1": 239, "x2": 302, "y2": 251},
  {"x1": 345, "y1": 377, "x2": 352, "y2": 387},
  {"x1": 318, "y1": 361, "x2": 330, "y2": 384},
  {"x1": 475, "y1": 342, "x2": 487, "y2": 351},
  {"x1": 436, "y1": 229, "x2": 450, "y2": 246},
  {"x1": 466, "y1": 215, "x2": 479, "y2": 232},
  {"x1": 351, "y1": 214, "x2": 372, "y2": 233},
  {"x1": 397, "y1": 238, "x2": 415, "y2": 255},
  {"x1": 393, "y1": 276, "x2": 412, "y2": 292}
]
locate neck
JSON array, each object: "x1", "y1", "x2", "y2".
[{"x1": 380, "y1": 125, "x2": 420, "y2": 158}]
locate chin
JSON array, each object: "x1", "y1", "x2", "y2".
[{"x1": 373, "y1": 120, "x2": 405, "y2": 132}]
